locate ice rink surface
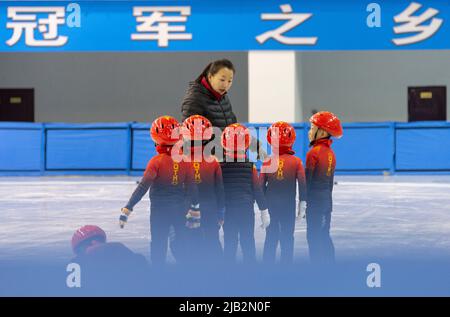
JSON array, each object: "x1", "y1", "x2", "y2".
[
  {"x1": 2, "y1": 175, "x2": 450, "y2": 262},
  {"x1": 1, "y1": 175, "x2": 450, "y2": 295}
]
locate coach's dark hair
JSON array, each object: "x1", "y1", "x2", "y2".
[{"x1": 196, "y1": 59, "x2": 235, "y2": 82}]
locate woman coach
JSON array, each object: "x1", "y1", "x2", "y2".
[{"x1": 181, "y1": 58, "x2": 237, "y2": 130}]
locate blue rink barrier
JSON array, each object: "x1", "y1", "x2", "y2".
[
  {"x1": 395, "y1": 122, "x2": 450, "y2": 172},
  {"x1": 0, "y1": 122, "x2": 44, "y2": 174},
  {"x1": 130, "y1": 123, "x2": 156, "y2": 172},
  {"x1": 334, "y1": 122, "x2": 395, "y2": 175},
  {"x1": 45, "y1": 123, "x2": 131, "y2": 174},
  {"x1": 0, "y1": 121, "x2": 449, "y2": 175}
]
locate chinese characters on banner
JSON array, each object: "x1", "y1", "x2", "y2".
[
  {"x1": 130, "y1": 6, "x2": 192, "y2": 47},
  {"x1": 6, "y1": 6, "x2": 68, "y2": 46},
  {"x1": 392, "y1": 2, "x2": 443, "y2": 46},
  {"x1": 3, "y1": 2, "x2": 445, "y2": 49},
  {"x1": 256, "y1": 4, "x2": 317, "y2": 45}
]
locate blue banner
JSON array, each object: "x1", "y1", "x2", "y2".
[{"x1": 0, "y1": 0, "x2": 448, "y2": 51}]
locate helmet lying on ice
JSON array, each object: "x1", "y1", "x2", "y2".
[
  {"x1": 150, "y1": 116, "x2": 181, "y2": 145},
  {"x1": 309, "y1": 111, "x2": 343, "y2": 138},
  {"x1": 182, "y1": 114, "x2": 213, "y2": 141},
  {"x1": 267, "y1": 121, "x2": 296, "y2": 147},
  {"x1": 72, "y1": 225, "x2": 107, "y2": 255},
  {"x1": 221, "y1": 123, "x2": 251, "y2": 152}
]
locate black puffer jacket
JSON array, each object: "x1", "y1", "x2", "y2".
[
  {"x1": 220, "y1": 161, "x2": 267, "y2": 212},
  {"x1": 181, "y1": 80, "x2": 237, "y2": 130}
]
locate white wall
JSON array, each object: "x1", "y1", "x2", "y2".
[{"x1": 248, "y1": 51, "x2": 301, "y2": 123}]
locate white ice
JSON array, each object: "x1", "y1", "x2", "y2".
[{"x1": 1, "y1": 175, "x2": 450, "y2": 264}]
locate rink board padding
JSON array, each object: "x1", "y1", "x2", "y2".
[
  {"x1": 131, "y1": 123, "x2": 156, "y2": 171},
  {"x1": 0, "y1": 122, "x2": 43, "y2": 171},
  {"x1": 335, "y1": 123, "x2": 395, "y2": 172},
  {"x1": 1, "y1": 121, "x2": 450, "y2": 175},
  {"x1": 44, "y1": 123, "x2": 130, "y2": 170},
  {"x1": 396, "y1": 122, "x2": 450, "y2": 171}
]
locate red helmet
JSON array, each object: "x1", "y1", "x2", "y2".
[
  {"x1": 267, "y1": 121, "x2": 296, "y2": 147},
  {"x1": 221, "y1": 123, "x2": 251, "y2": 152},
  {"x1": 150, "y1": 116, "x2": 181, "y2": 145},
  {"x1": 71, "y1": 225, "x2": 106, "y2": 255},
  {"x1": 182, "y1": 115, "x2": 213, "y2": 141},
  {"x1": 309, "y1": 111, "x2": 343, "y2": 138}
]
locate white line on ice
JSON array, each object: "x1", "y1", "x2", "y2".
[
  {"x1": 0, "y1": 180, "x2": 449, "y2": 188},
  {"x1": 337, "y1": 182, "x2": 450, "y2": 188},
  {"x1": 0, "y1": 181, "x2": 138, "y2": 185}
]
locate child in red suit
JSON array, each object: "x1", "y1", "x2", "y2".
[
  {"x1": 181, "y1": 115, "x2": 225, "y2": 264},
  {"x1": 306, "y1": 111, "x2": 343, "y2": 264},
  {"x1": 120, "y1": 116, "x2": 199, "y2": 267},
  {"x1": 260, "y1": 121, "x2": 307, "y2": 264}
]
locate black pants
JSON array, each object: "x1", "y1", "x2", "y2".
[
  {"x1": 201, "y1": 217, "x2": 223, "y2": 262},
  {"x1": 150, "y1": 207, "x2": 187, "y2": 267},
  {"x1": 186, "y1": 214, "x2": 223, "y2": 265},
  {"x1": 263, "y1": 206, "x2": 296, "y2": 264},
  {"x1": 223, "y1": 207, "x2": 256, "y2": 264},
  {"x1": 306, "y1": 206, "x2": 335, "y2": 264}
]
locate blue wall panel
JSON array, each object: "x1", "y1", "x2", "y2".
[
  {"x1": 1, "y1": 121, "x2": 449, "y2": 175},
  {"x1": 132, "y1": 124, "x2": 156, "y2": 170},
  {"x1": 396, "y1": 122, "x2": 450, "y2": 171},
  {"x1": 46, "y1": 126, "x2": 129, "y2": 170},
  {"x1": 0, "y1": 123, "x2": 42, "y2": 171},
  {"x1": 246, "y1": 123, "x2": 267, "y2": 170},
  {"x1": 293, "y1": 124, "x2": 307, "y2": 163},
  {"x1": 332, "y1": 123, "x2": 395, "y2": 171}
]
